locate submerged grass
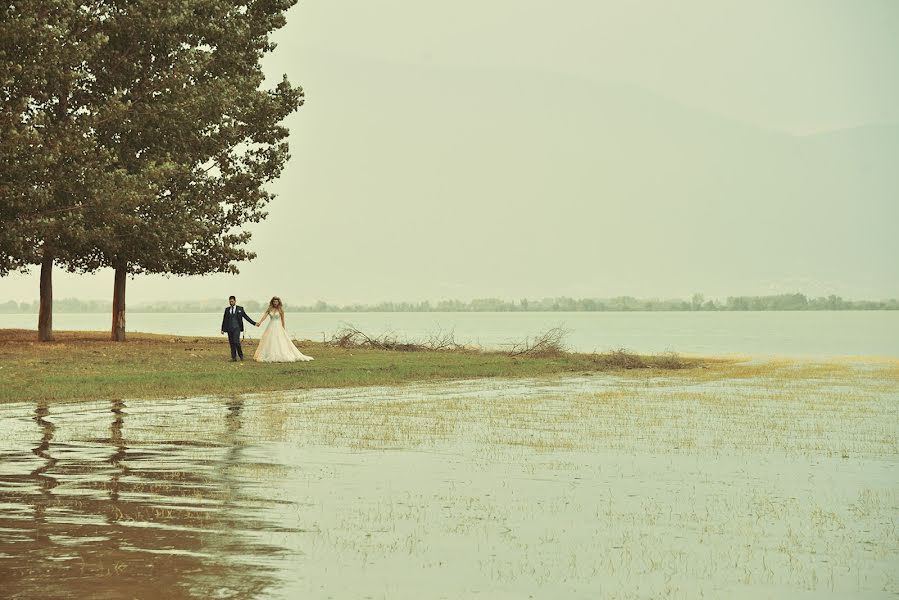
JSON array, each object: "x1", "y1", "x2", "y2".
[
  {"x1": 251, "y1": 358, "x2": 899, "y2": 457},
  {"x1": 2, "y1": 355, "x2": 896, "y2": 597},
  {"x1": 0, "y1": 329, "x2": 705, "y2": 404}
]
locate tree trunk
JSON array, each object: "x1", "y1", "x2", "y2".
[
  {"x1": 111, "y1": 263, "x2": 127, "y2": 342},
  {"x1": 38, "y1": 254, "x2": 54, "y2": 342}
]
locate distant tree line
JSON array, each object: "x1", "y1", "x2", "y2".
[
  {"x1": 1, "y1": 1, "x2": 303, "y2": 341},
  {"x1": 3, "y1": 293, "x2": 897, "y2": 314}
]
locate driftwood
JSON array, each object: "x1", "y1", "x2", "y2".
[
  {"x1": 327, "y1": 325, "x2": 466, "y2": 352},
  {"x1": 326, "y1": 324, "x2": 691, "y2": 369},
  {"x1": 508, "y1": 326, "x2": 569, "y2": 357},
  {"x1": 423, "y1": 328, "x2": 466, "y2": 351}
]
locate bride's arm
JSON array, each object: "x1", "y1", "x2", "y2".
[
  {"x1": 281, "y1": 311, "x2": 286, "y2": 329},
  {"x1": 256, "y1": 311, "x2": 268, "y2": 327}
]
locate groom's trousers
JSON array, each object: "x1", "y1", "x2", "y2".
[{"x1": 227, "y1": 329, "x2": 244, "y2": 360}]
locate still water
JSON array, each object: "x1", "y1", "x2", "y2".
[
  {"x1": 8, "y1": 310, "x2": 899, "y2": 357},
  {"x1": 0, "y1": 367, "x2": 897, "y2": 598}
]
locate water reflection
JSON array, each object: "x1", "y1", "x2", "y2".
[
  {"x1": 0, "y1": 369, "x2": 896, "y2": 598},
  {"x1": 226, "y1": 397, "x2": 244, "y2": 434},
  {"x1": 31, "y1": 399, "x2": 58, "y2": 542},
  {"x1": 107, "y1": 398, "x2": 126, "y2": 513},
  {"x1": 221, "y1": 398, "x2": 245, "y2": 502},
  {"x1": 0, "y1": 397, "x2": 288, "y2": 599}
]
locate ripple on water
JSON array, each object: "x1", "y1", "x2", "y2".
[{"x1": 0, "y1": 368, "x2": 897, "y2": 598}]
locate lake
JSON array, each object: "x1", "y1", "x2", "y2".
[
  {"x1": 7, "y1": 310, "x2": 899, "y2": 357},
  {"x1": 1, "y1": 363, "x2": 896, "y2": 598}
]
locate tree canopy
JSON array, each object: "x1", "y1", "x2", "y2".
[
  {"x1": 1, "y1": 1, "x2": 304, "y2": 340},
  {"x1": 86, "y1": 0, "x2": 303, "y2": 275},
  {"x1": 0, "y1": 1, "x2": 113, "y2": 275}
]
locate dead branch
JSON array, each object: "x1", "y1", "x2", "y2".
[
  {"x1": 508, "y1": 326, "x2": 569, "y2": 357},
  {"x1": 327, "y1": 325, "x2": 467, "y2": 352}
]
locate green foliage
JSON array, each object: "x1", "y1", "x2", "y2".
[
  {"x1": 1, "y1": 1, "x2": 303, "y2": 277},
  {"x1": 83, "y1": 0, "x2": 304, "y2": 276},
  {"x1": 0, "y1": 1, "x2": 119, "y2": 274}
]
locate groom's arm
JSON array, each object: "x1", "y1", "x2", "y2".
[
  {"x1": 241, "y1": 309, "x2": 256, "y2": 326},
  {"x1": 221, "y1": 310, "x2": 228, "y2": 333}
]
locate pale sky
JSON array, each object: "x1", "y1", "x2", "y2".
[{"x1": 2, "y1": 0, "x2": 898, "y2": 304}]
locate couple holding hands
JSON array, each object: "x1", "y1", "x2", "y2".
[{"x1": 221, "y1": 295, "x2": 314, "y2": 363}]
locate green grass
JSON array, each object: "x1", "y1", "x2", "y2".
[{"x1": 0, "y1": 329, "x2": 706, "y2": 404}]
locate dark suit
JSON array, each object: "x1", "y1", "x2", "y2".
[{"x1": 221, "y1": 305, "x2": 256, "y2": 360}]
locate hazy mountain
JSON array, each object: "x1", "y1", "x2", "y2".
[
  {"x1": 3, "y1": 52, "x2": 895, "y2": 303},
  {"x1": 263, "y1": 53, "x2": 898, "y2": 300}
]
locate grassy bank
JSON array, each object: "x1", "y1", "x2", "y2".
[{"x1": 0, "y1": 329, "x2": 705, "y2": 403}]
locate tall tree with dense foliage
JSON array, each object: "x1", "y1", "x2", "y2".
[
  {"x1": 0, "y1": 1, "x2": 118, "y2": 341},
  {"x1": 84, "y1": 0, "x2": 303, "y2": 340},
  {"x1": 2, "y1": 1, "x2": 302, "y2": 341},
  {"x1": 87, "y1": 0, "x2": 303, "y2": 341}
]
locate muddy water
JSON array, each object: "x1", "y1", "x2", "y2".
[{"x1": 0, "y1": 370, "x2": 897, "y2": 598}]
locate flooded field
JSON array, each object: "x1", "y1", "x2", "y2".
[{"x1": 0, "y1": 360, "x2": 897, "y2": 599}]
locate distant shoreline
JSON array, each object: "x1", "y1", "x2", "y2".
[{"x1": 3, "y1": 293, "x2": 897, "y2": 314}]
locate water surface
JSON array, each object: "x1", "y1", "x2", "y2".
[
  {"x1": 1, "y1": 366, "x2": 897, "y2": 598},
  {"x1": 7, "y1": 310, "x2": 899, "y2": 357}
]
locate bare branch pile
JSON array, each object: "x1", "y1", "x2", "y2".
[
  {"x1": 327, "y1": 325, "x2": 466, "y2": 352},
  {"x1": 508, "y1": 326, "x2": 570, "y2": 357}
]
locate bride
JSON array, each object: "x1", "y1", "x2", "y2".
[{"x1": 253, "y1": 296, "x2": 314, "y2": 363}]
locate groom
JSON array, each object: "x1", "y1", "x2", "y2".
[{"x1": 221, "y1": 295, "x2": 257, "y2": 361}]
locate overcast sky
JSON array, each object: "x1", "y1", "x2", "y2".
[{"x1": 2, "y1": 0, "x2": 898, "y2": 304}]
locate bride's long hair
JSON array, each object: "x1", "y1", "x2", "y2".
[{"x1": 267, "y1": 296, "x2": 285, "y2": 320}]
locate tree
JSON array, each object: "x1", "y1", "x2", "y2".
[
  {"x1": 82, "y1": 0, "x2": 304, "y2": 340},
  {"x1": 0, "y1": 2, "x2": 49, "y2": 277},
  {"x1": 1, "y1": 1, "x2": 118, "y2": 341},
  {"x1": 691, "y1": 293, "x2": 704, "y2": 311}
]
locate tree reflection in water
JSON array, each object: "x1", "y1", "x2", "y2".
[{"x1": 0, "y1": 398, "x2": 289, "y2": 599}]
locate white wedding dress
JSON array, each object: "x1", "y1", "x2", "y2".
[{"x1": 253, "y1": 310, "x2": 314, "y2": 363}]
